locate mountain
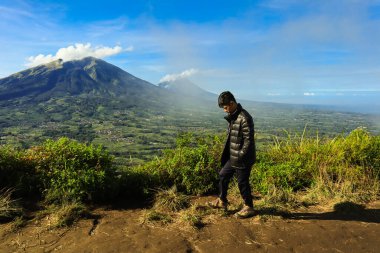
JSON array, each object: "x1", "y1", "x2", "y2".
[
  {"x1": 0, "y1": 57, "x2": 160, "y2": 102},
  {"x1": 158, "y1": 78, "x2": 216, "y2": 101},
  {"x1": 0, "y1": 57, "x2": 378, "y2": 165},
  {"x1": 0, "y1": 57, "x2": 224, "y2": 164}
]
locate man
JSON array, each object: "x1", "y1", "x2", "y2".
[{"x1": 208, "y1": 91, "x2": 256, "y2": 218}]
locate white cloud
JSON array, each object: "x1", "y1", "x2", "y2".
[
  {"x1": 159, "y1": 68, "x2": 199, "y2": 82},
  {"x1": 304, "y1": 92, "x2": 316, "y2": 96},
  {"x1": 25, "y1": 43, "x2": 130, "y2": 67}
]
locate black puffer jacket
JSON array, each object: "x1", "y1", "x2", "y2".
[{"x1": 221, "y1": 103, "x2": 256, "y2": 169}]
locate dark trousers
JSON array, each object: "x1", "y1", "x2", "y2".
[{"x1": 219, "y1": 160, "x2": 253, "y2": 207}]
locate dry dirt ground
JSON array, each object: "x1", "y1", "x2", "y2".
[{"x1": 1, "y1": 197, "x2": 379, "y2": 253}]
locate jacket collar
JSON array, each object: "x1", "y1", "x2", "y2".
[{"x1": 224, "y1": 103, "x2": 242, "y2": 122}]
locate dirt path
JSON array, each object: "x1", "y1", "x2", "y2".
[{"x1": 1, "y1": 199, "x2": 379, "y2": 253}]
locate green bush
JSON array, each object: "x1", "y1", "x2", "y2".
[
  {"x1": 113, "y1": 165, "x2": 156, "y2": 200},
  {"x1": 133, "y1": 133, "x2": 222, "y2": 195},
  {"x1": 252, "y1": 153, "x2": 311, "y2": 193},
  {"x1": 0, "y1": 146, "x2": 34, "y2": 196},
  {"x1": 24, "y1": 137, "x2": 114, "y2": 203}
]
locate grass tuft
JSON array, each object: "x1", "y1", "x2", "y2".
[
  {"x1": 178, "y1": 204, "x2": 208, "y2": 229},
  {"x1": 153, "y1": 186, "x2": 190, "y2": 212},
  {"x1": 42, "y1": 201, "x2": 88, "y2": 228},
  {"x1": 0, "y1": 188, "x2": 22, "y2": 221},
  {"x1": 139, "y1": 209, "x2": 172, "y2": 225}
]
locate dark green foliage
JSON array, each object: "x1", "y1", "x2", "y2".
[
  {"x1": 113, "y1": 165, "x2": 156, "y2": 200},
  {"x1": 25, "y1": 137, "x2": 114, "y2": 203},
  {"x1": 0, "y1": 146, "x2": 34, "y2": 196},
  {"x1": 135, "y1": 133, "x2": 222, "y2": 195},
  {"x1": 1, "y1": 138, "x2": 115, "y2": 203},
  {"x1": 253, "y1": 153, "x2": 311, "y2": 193}
]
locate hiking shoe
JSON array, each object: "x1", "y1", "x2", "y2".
[
  {"x1": 207, "y1": 198, "x2": 228, "y2": 210},
  {"x1": 235, "y1": 205, "x2": 255, "y2": 218}
]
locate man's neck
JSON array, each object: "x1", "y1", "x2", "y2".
[{"x1": 229, "y1": 103, "x2": 238, "y2": 115}]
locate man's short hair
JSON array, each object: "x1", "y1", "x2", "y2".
[{"x1": 218, "y1": 91, "x2": 236, "y2": 108}]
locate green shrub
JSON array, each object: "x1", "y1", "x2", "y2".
[
  {"x1": 24, "y1": 137, "x2": 114, "y2": 203},
  {"x1": 135, "y1": 133, "x2": 222, "y2": 195},
  {"x1": 252, "y1": 153, "x2": 311, "y2": 193},
  {"x1": 113, "y1": 165, "x2": 156, "y2": 200},
  {"x1": 0, "y1": 146, "x2": 34, "y2": 196}
]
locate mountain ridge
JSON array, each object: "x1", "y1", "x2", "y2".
[
  {"x1": 0, "y1": 57, "x2": 160, "y2": 102},
  {"x1": 158, "y1": 78, "x2": 216, "y2": 101}
]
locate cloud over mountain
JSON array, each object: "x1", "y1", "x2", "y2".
[
  {"x1": 25, "y1": 43, "x2": 131, "y2": 67},
  {"x1": 159, "y1": 68, "x2": 198, "y2": 82}
]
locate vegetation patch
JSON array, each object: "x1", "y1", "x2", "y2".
[
  {"x1": 0, "y1": 188, "x2": 22, "y2": 221},
  {"x1": 178, "y1": 204, "x2": 207, "y2": 229},
  {"x1": 39, "y1": 201, "x2": 89, "y2": 228},
  {"x1": 140, "y1": 209, "x2": 173, "y2": 225},
  {"x1": 25, "y1": 137, "x2": 115, "y2": 203},
  {"x1": 135, "y1": 133, "x2": 221, "y2": 195},
  {"x1": 251, "y1": 127, "x2": 380, "y2": 204},
  {"x1": 153, "y1": 186, "x2": 190, "y2": 212},
  {"x1": 0, "y1": 127, "x2": 379, "y2": 227}
]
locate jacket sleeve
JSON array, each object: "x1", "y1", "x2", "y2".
[{"x1": 238, "y1": 116, "x2": 254, "y2": 160}]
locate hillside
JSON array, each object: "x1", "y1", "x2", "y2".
[{"x1": 0, "y1": 57, "x2": 379, "y2": 165}]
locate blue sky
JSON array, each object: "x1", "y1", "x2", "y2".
[{"x1": 1, "y1": 0, "x2": 380, "y2": 112}]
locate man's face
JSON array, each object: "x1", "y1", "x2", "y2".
[{"x1": 223, "y1": 102, "x2": 235, "y2": 114}]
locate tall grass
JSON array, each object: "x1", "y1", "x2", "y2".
[{"x1": 252, "y1": 127, "x2": 380, "y2": 205}]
